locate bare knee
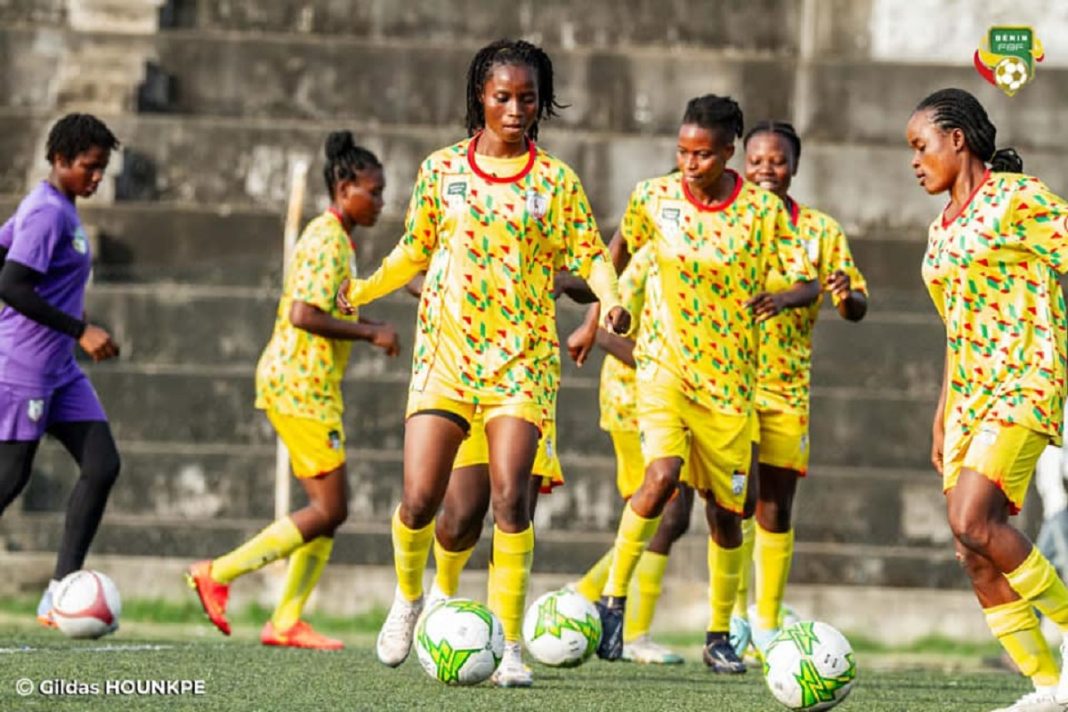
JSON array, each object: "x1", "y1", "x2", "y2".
[
  {"x1": 708, "y1": 504, "x2": 743, "y2": 548},
  {"x1": 437, "y1": 507, "x2": 484, "y2": 551},
  {"x1": 948, "y1": 507, "x2": 994, "y2": 556},
  {"x1": 755, "y1": 498, "x2": 791, "y2": 533},
  {"x1": 401, "y1": 488, "x2": 441, "y2": 529},
  {"x1": 660, "y1": 488, "x2": 692, "y2": 541},
  {"x1": 634, "y1": 460, "x2": 681, "y2": 514}
]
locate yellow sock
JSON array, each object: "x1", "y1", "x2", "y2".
[
  {"x1": 392, "y1": 506, "x2": 435, "y2": 602},
  {"x1": 984, "y1": 598, "x2": 1058, "y2": 686},
  {"x1": 488, "y1": 525, "x2": 534, "y2": 642},
  {"x1": 755, "y1": 524, "x2": 794, "y2": 630},
  {"x1": 707, "y1": 537, "x2": 744, "y2": 633},
  {"x1": 734, "y1": 517, "x2": 756, "y2": 618},
  {"x1": 1005, "y1": 546, "x2": 1068, "y2": 630},
  {"x1": 211, "y1": 517, "x2": 304, "y2": 584},
  {"x1": 272, "y1": 536, "x2": 332, "y2": 631},
  {"x1": 433, "y1": 539, "x2": 475, "y2": 597},
  {"x1": 576, "y1": 549, "x2": 614, "y2": 604},
  {"x1": 624, "y1": 551, "x2": 668, "y2": 642},
  {"x1": 486, "y1": 560, "x2": 496, "y2": 613},
  {"x1": 604, "y1": 504, "x2": 662, "y2": 598}
]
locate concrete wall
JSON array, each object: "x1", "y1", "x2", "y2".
[{"x1": 2, "y1": 1, "x2": 1065, "y2": 621}]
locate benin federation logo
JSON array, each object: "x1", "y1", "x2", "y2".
[
  {"x1": 525, "y1": 190, "x2": 548, "y2": 219},
  {"x1": 974, "y1": 26, "x2": 1044, "y2": 97}
]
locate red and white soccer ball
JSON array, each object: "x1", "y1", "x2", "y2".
[{"x1": 52, "y1": 570, "x2": 122, "y2": 639}]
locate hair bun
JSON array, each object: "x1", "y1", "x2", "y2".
[
  {"x1": 325, "y1": 130, "x2": 356, "y2": 160},
  {"x1": 990, "y1": 147, "x2": 1023, "y2": 173}
]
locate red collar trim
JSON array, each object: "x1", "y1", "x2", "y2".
[
  {"x1": 785, "y1": 195, "x2": 800, "y2": 226},
  {"x1": 466, "y1": 132, "x2": 537, "y2": 184},
  {"x1": 326, "y1": 208, "x2": 357, "y2": 252},
  {"x1": 941, "y1": 168, "x2": 991, "y2": 228},
  {"x1": 681, "y1": 169, "x2": 743, "y2": 212}
]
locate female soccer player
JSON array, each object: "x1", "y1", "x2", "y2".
[
  {"x1": 733, "y1": 121, "x2": 868, "y2": 652},
  {"x1": 337, "y1": 39, "x2": 628, "y2": 687},
  {"x1": 909, "y1": 88, "x2": 1068, "y2": 712},
  {"x1": 0, "y1": 113, "x2": 121, "y2": 627},
  {"x1": 187, "y1": 131, "x2": 399, "y2": 650},
  {"x1": 569, "y1": 244, "x2": 692, "y2": 665},
  {"x1": 572, "y1": 94, "x2": 817, "y2": 671}
]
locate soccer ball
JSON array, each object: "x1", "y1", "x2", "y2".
[
  {"x1": 763, "y1": 621, "x2": 856, "y2": 711},
  {"x1": 414, "y1": 599, "x2": 504, "y2": 685},
  {"x1": 995, "y1": 56, "x2": 1029, "y2": 93},
  {"x1": 522, "y1": 589, "x2": 602, "y2": 667},
  {"x1": 52, "y1": 570, "x2": 121, "y2": 639}
]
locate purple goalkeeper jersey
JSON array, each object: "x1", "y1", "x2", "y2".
[{"x1": 0, "y1": 181, "x2": 92, "y2": 388}]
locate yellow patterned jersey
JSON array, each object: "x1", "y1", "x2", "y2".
[
  {"x1": 756, "y1": 202, "x2": 868, "y2": 413},
  {"x1": 349, "y1": 136, "x2": 621, "y2": 413},
  {"x1": 256, "y1": 211, "x2": 358, "y2": 422},
  {"x1": 620, "y1": 171, "x2": 815, "y2": 415},
  {"x1": 599, "y1": 244, "x2": 657, "y2": 432},
  {"x1": 923, "y1": 171, "x2": 1068, "y2": 446}
]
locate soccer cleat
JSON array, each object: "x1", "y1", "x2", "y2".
[
  {"x1": 376, "y1": 588, "x2": 423, "y2": 667},
  {"x1": 423, "y1": 581, "x2": 449, "y2": 615},
  {"x1": 261, "y1": 620, "x2": 344, "y2": 650},
  {"x1": 621, "y1": 635, "x2": 684, "y2": 664},
  {"x1": 36, "y1": 584, "x2": 56, "y2": 629},
  {"x1": 595, "y1": 596, "x2": 625, "y2": 660},
  {"x1": 729, "y1": 614, "x2": 751, "y2": 657},
  {"x1": 491, "y1": 642, "x2": 533, "y2": 688},
  {"x1": 989, "y1": 689, "x2": 1065, "y2": 712},
  {"x1": 185, "y1": 560, "x2": 231, "y2": 636},
  {"x1": 702, "y1": 637, "x2": 747, "y2": 674}
]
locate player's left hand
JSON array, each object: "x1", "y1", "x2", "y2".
[
  {"x1": 746, "y1": 292, "x2": 786, "y2": 322},
  {"x1": 566, "y1": 322, "x2": 597, "y2": 367},
  {"x1": 336, "y1": 278, "x2": 356, "y2": 315},
  {"x1": 604, "y1": 306, "x2": 631, "y2": 336},
  {"x1": 826, "y1": 270, "x2": 852, "y2": 300},
  {"x1": 371, "y1": 323, "x2": 401, "y2": 357}
]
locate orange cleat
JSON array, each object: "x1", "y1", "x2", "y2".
[
  {"x1": 185, "y1": 560, "x2": 231, "y2": 636},
  {"x1": 261, "y1": 620, "x2": 344, "y2": 650},
  {"x1": 36, "y1": 611, "x2": 56, "y2": 629}
]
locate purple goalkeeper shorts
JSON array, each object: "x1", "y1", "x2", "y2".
[{"x1": 0, "y1": 371, "x2": 107, "y2": 441}]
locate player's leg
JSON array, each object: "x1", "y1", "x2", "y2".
[
  {"x1": 752, "y1": 462, "x2": 800, "y2": 649},
  {"x1": 484, "y1": 412, "x2": 539, "y2": 687},
  {"x1": 732, "y1": 439, "x2": 759, "y2": 657},
  {"x1": 623, "y1": 483, "x2": 692, "y2": 664},
  {"x1": 434, "y1": 465, "x2": 491, "y2": 603},
  {"x1": 0, "y1": 439, "x2": 44, "y2": 622}
]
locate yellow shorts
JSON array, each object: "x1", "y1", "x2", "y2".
[
  {"x1": 754, "y1": 408, "x2": 810, "y2": 475},
  {"x1": 609, "y1": 429, "x2": 645, "y2": 500},
  {"x1": 636, "y1": 380, "x2": 753, "y2": 514},
  {"x1": 405, "y1": 391, "x2": 546, "y2": 433},
  {"x1": 266, "y1": 409, "x2": 345, "y2": 479},
  {"x1": 453, "y1": 412, "x2": 563, "y2": 491},
  {"x1": 943, "y1": 421, "x2": 1049, "y2": 515}
]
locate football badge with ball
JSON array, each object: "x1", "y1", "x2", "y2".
[{"x1": 973, "y1": 26, "x2": 1044, "y2": 97}]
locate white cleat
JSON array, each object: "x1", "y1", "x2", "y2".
[
  {"x1": 491, "y1": 642, "x2": 533, "y2": 688},
  {"x1": 376, "y1": 588, "x2": 423, "y2": 667},
  {"x1": 989, "y1": 689, "x2": 1066, "y2": 712},
  {"x1": 621, "y1": 635, "x2": 684, "y2": 664},
  {"x1": 424, "y1": 581, "x2": 449, "y2": 615}
]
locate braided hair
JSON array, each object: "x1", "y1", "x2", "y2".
[
  {"x1": 744, "y1": 120, "x2": 801, "y2": 170},
  {"x1": 915, "y1": 88, "x2": 1022, "y2": 172},
  {"x1": 681, "y1": 95, "x2": 744, "y2": 145},
  {"x1": 46, "y1": 113, "x2": 119, "y2": 163},
  {"x1": 465, "y1": 39, "x2": 565, "y2": 141},
  {"x1": 323, "y1": 130, "x2": 381, "y2": 198}
]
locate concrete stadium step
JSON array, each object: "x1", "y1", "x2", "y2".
[
  {"x1": 160, "y1": 0, "x2": 799, "y2": 55},
  {"x1": 23, "y1": 436, "x2": 952, "y2": 547},
  {"x1": 77, "y1": 367, "x2": 937, "y2": 470}
]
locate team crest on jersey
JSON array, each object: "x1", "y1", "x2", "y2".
[
  {"x1": 72, "y1": 227, "x2": 89, "y2": 255},
  {"x1": 26, "y1": 398, "x2": 44, "y2": 422},
  {"x1": 658, "y1": 206, "x2": 682, "y2": 237},
  {"x1": 805, "y1": 238, "x2": 820, "y2": 264},
  {"x1": 525, "y1": 190, "x2": 548, "y2": 219},
  {"x1": 444, "y1": 180, "x2": 467, "y2": 213},
  {"x1": 327, "y1": 430, "x2": 342, "y2": 451},
  {"x1": 731, "y1": 471, "x2": 747, "y2": 496}
]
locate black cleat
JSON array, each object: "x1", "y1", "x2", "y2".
[
  {"x1": 702, "y1": 636, "x2": 747, "y2": 674},
  {"x1": 595, "y1": 596, "x2": 626, "y2": 660}
]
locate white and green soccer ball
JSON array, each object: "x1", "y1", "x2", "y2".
[
  {"x1": 995, "y1": 56, "x2": 1029, "y2": 93},
  {"x1": 763, "y1": 621, "x2": 856, "y2": 711},
  {"x1": 414, "y1": 599, "x2": 504, "y2": 685},
  {"x1": 522, "y1": 589, "x2": 602, "y2": 667}
]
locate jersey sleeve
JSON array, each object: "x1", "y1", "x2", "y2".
[
  {"x1": 820, "y1": 216, "x2": 868, "y2": 305},
  {"x1": 7, "y1": 205, "x2": 66, "y2": 274},
  {"x1": 766, "y1": 202, "x2": 816, "y2": 287},
  {"x1": 618, "y1": 183, "x2": 654, "y2": 254},
  {"x1": 556, "y1": 172, "x2": 622, "y2": 311},
  {"x1": 290, "y1": 225, "x2": 346, "y2": 313},
  {"x1": 1007, "y1": 178, "x2": 1068, "y2": 274},
  {"x1": 620, "y1": 243, "x2": 655, "y2": 318}
]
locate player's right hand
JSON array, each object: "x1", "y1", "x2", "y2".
[
  {"x1": 79, "y1": 324, "x2": 119, "y2": 362},
  {"x1": 336, "y1": 278, "x2": 356, "y2": 315},
  {"x1": 372, "y1": 324, "x2": 400, "y2": 357},
  {"x1": 567, "y1": 322, "x2": 596, "y2": 367}
]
